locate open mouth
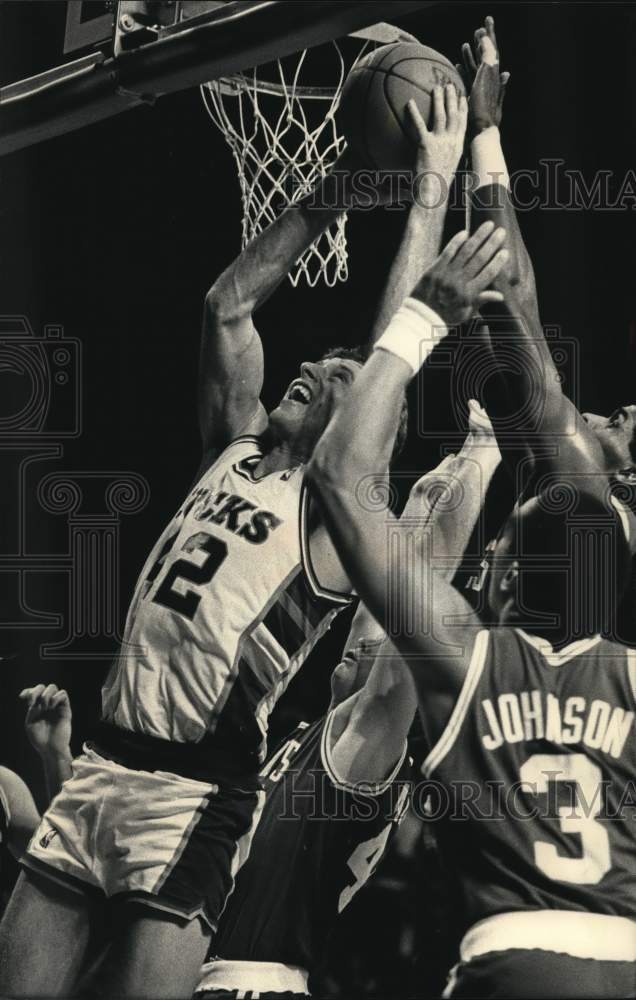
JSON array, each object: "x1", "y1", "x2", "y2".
[{"x1": 286, "y1": 379, "x2": 313, "y2": 405}]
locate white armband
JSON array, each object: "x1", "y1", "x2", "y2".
[
  {"x1": 471, "y1": 126, "x2": 510, "y2": 191},
  {"x1": 373, "y1": 298, "x2": 448, "y2": 377}
]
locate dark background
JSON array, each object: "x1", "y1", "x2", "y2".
[{"x1": 1, "y1": 2, "x2": 636, "y2": 995}]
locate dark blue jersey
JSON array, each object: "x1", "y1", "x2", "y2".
[
  {"x1": 423, "y1": 628, "x2": 636, "y2": 936},
  {"x1": 210, "y1": 711, "x2": 412, "y2": 971}
]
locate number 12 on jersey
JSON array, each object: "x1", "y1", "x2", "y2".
[{"x1": 143, "y1": 530, "x2": 228, "y2": 621}]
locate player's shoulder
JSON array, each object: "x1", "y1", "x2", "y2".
[
  {"x1": 495, "y1": 627, "x2": 635, "y2": 677},
  {"x1": 596, "y1": 635, "x2": 636, "y2": 672},
  {"x1": 198, "y1": 434, "x2": 264, "y2": 476},
  {"x1": 199, "y1": 434, "x2": 303, "y2": 488}
]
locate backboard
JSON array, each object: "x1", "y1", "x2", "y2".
[{"x1": 1, "y1": 1, "x2": 433, "y2": 158}]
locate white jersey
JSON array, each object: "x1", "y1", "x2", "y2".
[{"x1": 102, "y1": 436, "x2": 349, "y2": 767}]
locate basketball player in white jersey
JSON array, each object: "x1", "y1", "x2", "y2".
[
  {"x1": 195, "y1": 405, "x2": 501, "y2": 999},
  {"x1": 0, "y1": 85, "x2": 470, "y2": 999},
  {"x1": 307, "y1": 233, "x2": 636, "y2": 997}
]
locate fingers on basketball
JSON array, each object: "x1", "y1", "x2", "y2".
[
  {"x1": 457, "y1": 93, "x2": 468, "y2": 130},
  {"x1": 432, "y1": 86, "x2": 447, "y2": 133},
  {"x1": 443, "y1": 84, "x2": 458, "y2": 130},
  {"x1": 407, "y1": 98, "x2": 429, "y2": 143}
]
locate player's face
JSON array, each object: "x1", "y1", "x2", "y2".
[
  {"x1": 582, "y1": 405, "x2": 636, "y2": 471},
  {"x1": 269, "y1": 357, "x2": 363, "y2": 457},
  {"x1": 487, "y1": 515, "x2": 518, "y2": 621}
]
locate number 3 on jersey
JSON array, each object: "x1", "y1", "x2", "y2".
[
  {"x1": 144, "y1": 531, "x2": 227, "y2": 621},
  {"x1": 520, "y1": 753, "x2": 611, "y2": 885}
]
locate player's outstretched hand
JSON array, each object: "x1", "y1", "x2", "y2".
[
  {"x1": 20, "y1": 684, "x2": 72, "y2": 760},
  {"x1": 407, "y1": 84, "x2": 467, "y2": 207},
  {"x1": 412, "y1": 221, "x2": 508, "y2": 326},
  {"x1": 458, "y1": 15, "x2": 510, "y2": 136}
]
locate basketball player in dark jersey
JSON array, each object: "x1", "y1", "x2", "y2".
[
  {"x1": 194, "y1": 609, "x2": 414, "y2": 1000},
  {"x1": 461, "y1": 18, "x2": 636, "y2": 601},
  {"x1": 193, "y1": 410, "x2": 501, "y2": 999},
  {"x1": 307, "y1": 238, "x2": 636, "y2": 997},
  {"x1": 0, "y1": 88, "x2": 471, "y2": 999}
]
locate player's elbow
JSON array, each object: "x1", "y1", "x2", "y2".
[{"x1": 204, "y1": 279, "x2": 252, "y2": 333}]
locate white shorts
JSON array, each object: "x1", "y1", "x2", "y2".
[{"x1": 24, "y1": 746, "x2": 264, "y2": 930}]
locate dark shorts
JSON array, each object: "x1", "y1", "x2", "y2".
[
  {"x1": 24, "y1": 746, "x2": 265, "y2": 931},
  {"x1": 446, "y1": 949, "x2": 636, "y2": 999}
]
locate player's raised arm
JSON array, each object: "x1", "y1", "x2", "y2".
[
  {"x1": 461, "y1": 16, "x2": 541, "y2": 336},
  {"x1": 199, "y1": 151, "x2": 381, "y2": 462},
  {"x1": 481, "y1": 279, "x2": 612, "y2": 505},
  {"x1": 370, "y1": 84, "x2": 468, "y2": 342},
  {"x1": 458, "y1": 19, "x2": 575, "y2": 480},
  {"x1": 461, "y1": 21, "x2": 619, "y2": 502},
  {"x1": 327, "y1": 420, "x2": 501, "y2": 785},
  {"x1": 306, "y1": 223, "x2": 508, "y2": 676},
  {"x1": 403, "y1": 400, "x2": 501, "y2": 571}
]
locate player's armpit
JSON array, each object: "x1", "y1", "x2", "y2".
[
  {"x1": 306, "y1": 520, "x2": 353, "y2": 600},
  {"x1": 324, "y1": 648, "x2": 414, "y2": 788},
  {"x1": 404, "y1": 430, "x2": 501, "y2": 582},
  {"x1": 0, "y1": 766, "x2": 40, "y2": 860}
]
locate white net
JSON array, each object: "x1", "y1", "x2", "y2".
[{"x1": 201, "y1": 39, "x2": 375, "y2": 288}]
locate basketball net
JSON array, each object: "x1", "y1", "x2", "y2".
[{"x1": 200, "y1": 24, "x2": 417, "y2": 287}]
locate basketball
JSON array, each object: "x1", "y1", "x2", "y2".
[{"x1": 337, "y1": 42, "x2": 466, "y2": 172}]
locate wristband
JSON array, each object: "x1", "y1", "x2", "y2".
[
  {"x1": 471, "y1": 126, "x2": 510, "y2": 191},
  {"x1": 373, "y1": 298, "x2": 448, "y2": 376}
]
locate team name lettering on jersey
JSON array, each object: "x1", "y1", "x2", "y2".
[
  {"x1": 178, "y1": 487, "x2": 282, "y2": 544},
  {"x1": 481, "y1": 691, "x2": 634, "y2": 759}
]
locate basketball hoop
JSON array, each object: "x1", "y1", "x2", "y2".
[{"x1": 200, "y1": 23, "x2": 417, "y2": 288}]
